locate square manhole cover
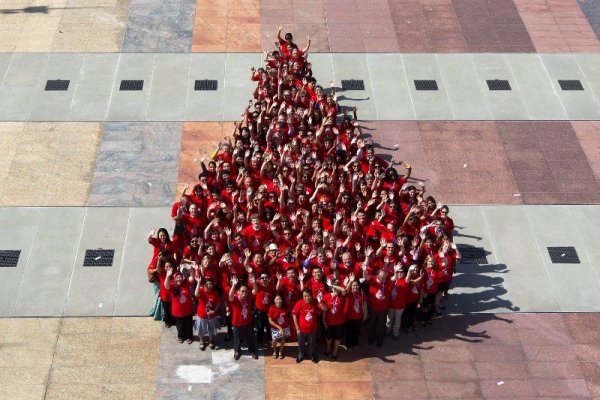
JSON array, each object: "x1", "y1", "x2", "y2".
[
  {"x1": 83, "y1": 249, "x2": 115, "y2": 267},
  {"x1": 487, "y1": 80, "x2": 511, "y2": 91},
  {"x1": 119, "y1": 80, "x2": 144, "y2": 91},
  {"x1": 548, "y1": 247, "x2": 580, "y2": 263},
  {"x1": 194, "y1": 80, "x2": 218, "y2": 91},
  {"x1": 341, "y1": 80, "x2": 365, "y2": 90},
  {"x1": 45, "y1": 79, "x2": 70, "y2": 91},
  {"x1": 0, "y1": 250, "x2": 20, "y2": 267},
  {"x1": 456, "y1": 245, "x2": 488, "y2": 264},
  {"x1": 414, "y1": 80, "x2": 438, "y2": 91}
]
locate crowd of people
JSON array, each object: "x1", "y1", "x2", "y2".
[{"x1": 147, "y1": 28, "x2": 461, "y2": 363}]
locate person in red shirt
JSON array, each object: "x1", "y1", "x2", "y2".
[
  {"x1": 164, "y1": 266, "x2": 195, "y2": 344},
  {"x1": 242, "y1": 214, "x2": 273, "y2": 252},
  {"x1": 401, "y1": 264, "x2": 424, "y2": 332},
  {"x1": 229, "y1": 276, "x2": 258, "y2": 360},
  {"x1": 292, "y1": 288, "x2": 326, "y2": 363},
  {"x1": 345, "y1": 276, "x2": 367, "y2": 350},
  {"x1": 268, "y1": 294, "x2": 291, "y2": 359},
  {"x1": 388, "y1": 265, "x2": 409, "y2": 339},
  {"x1": 251, "y1": 271, "x2": 277, "y2": 345},
  {"x1": 155, "y1": 252, "x2": 177, "y2": 328},
  {"x1": 419, "y1": 255, "x2": 440, "y2": 326},
  {"x1": 276, "y1": 268, "x2": 301, "y2": 309},
  {"x1": 321, "y1": 279, "x2": 348, "y2": 359},
  {"x1": 363, "y1": 253, "x2": 392, "y2": 347},
  {"x1": 194, "y1": 279, "x2": 221, "y2": 351}
]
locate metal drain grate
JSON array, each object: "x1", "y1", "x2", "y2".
[
  {"x1": 194, "y1": 80, "x2": 218, "y2": 91},
  {"x1": 341, "y1": 80, "x2": 365, "y2": 90},
  {"x1": 83, "y1": 249, "x2": 115, "y2": 267},
  {"x1": 414, "y1": 80, "x2": 438, "y2": 91},
  {"x1": 548, "y1": 247, "x2": 580, "y2": 264},
  {"x1": 456, "y1": 245, "x2": 488, "y2": 264},
  {"x1": 119, "y1": 80, "x2": 144, "y2": 91},
  {"x1": 0, "y1": 250, "x2": 20, "y2": 267},
  {"x1": 44, "y1": 80, "x2": 70, "y2": 91},
  {"x1": 487, "y1": 80, "x2": 511, "y2": 91},
  {"x1": 558, "y1": 80, "x2": 583, "y2": 91}
]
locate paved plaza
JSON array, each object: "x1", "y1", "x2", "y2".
[{"x1": 1, "y1": 0, "x2": 600, "y2": 399}]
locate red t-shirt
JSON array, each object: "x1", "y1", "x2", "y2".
[
  {"x1": 268, "y1": 305, "x2": 290, "y2": 329},
  {"x1": 424, "y1": 269, "x2": 440, "y2": 294},
  {"x1": 435, "y1": 251, "x2": 457, "y2": 283},
  {"x1": 406, "y1": 280, "x2": 421, "y2": 304},
  {"x1": 279, "y1": 277, "x2": 301, "y2": 308},
  {"x1": 253, "y1": 280, "x2": 277, "y2": 312},
  {"x1": 169, "y1": 281, "x2": 194, "y2": 317},
  {"x1": 305, "y1": 277, "x2": 327, "y2": 299},
  {"x1": 367, "y1": 276, "x2": 391, "y2": 312},
  {"x1": 242, "y1": 224, "x2": 272, "y2": 252},
  {"x1": 322, "y1": 293, "x2": 346, "y2": 326},
  {"x1": 390, "y1": 278, "x2": 410, "y2": 310},
  {"x1": 196, "y1": 288, "x2": 221, "y2": 319},
  {"x1": 292, "y1": 299, "x2": 320, "y2": 334},
  {"x1": 345, "y1": 290, "x2": 366, "y2": 321},
  {"x1": 231, "y1": 293, "x2": 254, "y2": 327}
]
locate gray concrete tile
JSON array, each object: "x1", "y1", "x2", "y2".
[
  {"x1": 28, "y1": 53, "x2": 83, "y2": 121},
  {"x1": 0, "y1": 54, "x2": 13, "y2": 88},
  {"x1": 185, "y1": 53, "x2": 226, "y2": 121},
  {"x1": 471, "y1": 54, "x2": 530, "y2": 120},
  {"x1": 0, "y1": 53, "x2": 48, "y2": 121},
  {"x1": 504, "y1": 54, "x2": 567, "y2": 120},
  {"x1": 0, "y1": 207, "x2": 41, "y2": 317},
  {"x1": 222, "y1": 53, "x2": 262, "y2": 121},
  {"x1": 68, "y1": 53, "x2": 120, "y2": 121},
  {"x1": 146, "y1": 54, "x2": 190, "y2": 121},
  {"x1": 106, "y1": 53, "x2": 155, "y2": 121},
  {"x1": 436, "y1": 54, "x2": 492, "y2": 120},
  {"x1": 401, "y1": 54, "x2": 454, "y2": 120},
  {"x1": 541, "y1": 54, "x2": 600, "y2": 120},
  {"x1": 63, "y1": 207, "x2": 130, "y2": 316},
  {"x1": 524, "y1": 205, "x2": 600, "y2": 312},
  {"x1": 566, "y1": 206, "x2": 600, "y2": 285},
  {"x1": 481, "y1": 206, "x2": 559, "y2": 312},
  {"x1": 575, "y1": 55, "x2": 600, "y2": 112},
  {"x1": 114, "y1": 207, "x2": 172, "y2": 316},
  {"x1": 308, "y1": 53, "x2": 334, "y2": 94},
  {"x1": 13, "y1": 208, "x2": 85, "y2": 317},
  {"x1": 367, "y1": 53, "x2": 415, "y2": 120},
  {"x1": 332, "y1": 53, "x2": 376, "y2": 120},
  {"x1": 448, "y1": 206, "x2": 513, "y2": 313}
]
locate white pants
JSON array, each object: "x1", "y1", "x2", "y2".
[{"x1": 387, "y1": 308, "x2": 404, "y2": 337}]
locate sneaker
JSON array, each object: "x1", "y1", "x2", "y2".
[
  {"x1": 251, "y1": 353, "x2": 259, "y2": 360},
  {"x1": 234, "y1": 352, "x2": 241, "y2": 360},
  {"x1": 209, "y1": 342, "x2": 216, "y2": 350},
  {"x1": 199, "y1": 342, "x2": 207, "y2": 351}
]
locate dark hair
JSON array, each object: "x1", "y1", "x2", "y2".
[
  {"x1": 157, "y1": 228, "x2": 171, "y2": 243},
  {"x1": 302, "y1": 288, "x2": 312, "y2": 296}
]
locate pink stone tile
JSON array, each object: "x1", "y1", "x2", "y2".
[
  {"x1": 533, "y1": 379, "x2": 591, "y2": 398},
  {"x1": 480, "y1": 379, "x2": 536, "y2": 398}
]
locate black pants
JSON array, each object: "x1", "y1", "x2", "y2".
[
  {"x1": 233, "y1": 324, "x2": 256, "y2": 354},
  {"x1": 345, "y1": 319, "x2": 362, "y2": 349},
  {"x1": 162, "y1": 300, "x2": 176, "y2": 326},
  {"x1": 368, "y1": 309, "x2": 388, "y2": 344},
  {"x1": 175, "y1": 314, "x2": 194, "y2": 340},
  {"x1": 298, "y1": 331, "x2": 317, "y2": 359},
  {"x1": 401, "y1": 301, "x2": 417, "y2": 331},
  {"x1": 255, "y1": 309, "x2": 269, "y2": 344}
]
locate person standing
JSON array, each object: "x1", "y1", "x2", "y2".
[
  {"x1": 164, "y1": 266, "x2": 195, "y2": 344},
  {"x1": 229, "y1": 276, "x2": 258, "y2": 360},
  {"x1": 293, "y1": 288, "x2": 326, "y2": 363}
]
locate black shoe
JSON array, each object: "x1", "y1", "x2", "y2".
[
  {"x1": 331, "y1": 353, "x2": 338, "y2": 360},
  {"x1": 234, "y1": 352, "x2": 241, "y2": 360},
  {"x1": 311, "y1": 356, "x2": 319, "y2": 364},
  {"x1": 296, "y1": 356, "x2": 303, "y2": 364},
  {"x1": 324, "y1": 350, "x2": 330, "y2": 357},
  {"x1": 251, "y1": 353, "x2": 258, "y2": 360},
  {"x1": 376, "y1": 340, "x2": 383, "y2": 347},
  {"x1": 367, "y1": 337, "x2": 375, "y2": 345}
]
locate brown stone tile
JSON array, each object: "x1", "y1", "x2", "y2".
[
  {"x1": 317, "y1": 359, "x2": 372, "y2": 381},
  {"x1": 522, "y1": 345, "x2": 579, "y2": 362},
  {"x1": 319, "y1": 381, "x2": 373, "y2": 399},
  {"x1": 264, "y1": 363, "x2": 319, "y2": 383},
  {"x1": 423, "y1": 361, "x2": 477, "y2": 381},
  {"x1": 564, "y1": 314, "x2": 600, "y2": 344},
  {"x1": 426, "y1": 380, "x2": 481, "y2": 398},
  {"x1": 527, "y1": 361, "x2": 584, "y2": 379},
  {"x1": 475, "y1": 361, "x2": 530, "y2": 380},
  {"x1": 533, "y1": 379, "x2": 591, "y2": 398},
  {"x1": 518, "y1": 327, "x2": 574, "y2": 346},
  {"x1": 514, "y1": 180, "x2": 560, "y2": 193},
  {"x1": 265, "y1": 382, "x2": 321, "y2": 400},
  {"x1": 480, "y1": 379, "x2": 536, "y2": 398},
  {"x1": 373, "y1": 379, "x2": 428, "y2": 399},
  {"x1": 519, "y1": 192, "x2": 563, "y2": 205},
  {"x1": 471, "y1": 344, "x2": 526, "y2": 362},
  {"x1": 371, "y1": 360, "x2": 424, "y2": 381},
  {"x1": 505, "y1": 150, "x2": 550, "y2": 170}
]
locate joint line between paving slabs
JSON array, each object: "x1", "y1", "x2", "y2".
[
  {"x1": 399, "y1": 55, "x2": 417, "y2": 120},
  {"x1": 113, "y1": 208, "x2": 132, "y2": 316},
  {"x1": 364, "y1": 54, "x2": 379, "y2": 120},
  {"x1": 568, "y1": 207, "x2": 600, "y2": 294},
  {"x1": 502, "y1": 53, "x2": 532, "y2": 120},
  {"x1": 104, "y1": 53, "x2": 122, "y2": 121},
  {"x1": 538, "y1": 55, "x2": 569, "y2": 118},
  {"x1": 64, "y1": 55, "x2": 86, "y2": 122},
  {"x1": 11, "y1": 208, "x2": 42, "y2": 316},
  {"x1": 434, "y1": 53, "x2": 456, "y2": 121},
  {"x1": 43, "y1": 317, "x2": 64, "y2": 400},
  {"x1": 25, "y1": 53, "x2": 50, "y2": 122},
  {"x1": 144, "y1": 55, "x2": 158, "y2": 120},
  {"x1": 62, "y1": 207, "x2": 88, "y2": 316}
]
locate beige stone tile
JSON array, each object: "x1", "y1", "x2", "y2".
[
  {"x1": 44, "y1": 185, "x2": 91, "y2": 207},
  {"x1": 60, "y1": 317, "x2": 113, "y2": 334},
  {"x1": 0, "y1": 333, "x2": 58, "y2": 352},
  {"x1": 0, "y1": 366, "x2": 51, "y2": 385},
  {"x1": 45, "y1": 384, "x2": 103, "y2": 400},
  {"x1": 0, "y1": 318, "x2": 60, "y2": 334},
  {"x1": 0, "y1": 383, "x2": 46, "y2": 400},
  {"x1": 0, "y1": 122, "x2": 25, "y2": 133},
  {"x1": 0, "y1": 348, "x2": 55, "y2": 368},
  {"x1": 49, "y1": 365, "x2": 106, "y2": 386}
]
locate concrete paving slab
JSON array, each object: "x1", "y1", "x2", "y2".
[
  {"x1": 114, "y1": 207, "x2": 172, "y2": 316},
  {"x1": 106, "y1": 53, "x2": 155, "y2": 121},
  {"x1": 13, "y1": 207, "x2": 85, "y2": 317},
  {"x1": 331, "y1": 53, "x2": 377, "y2": 120},
  {"x1": 367, "y1": 53, "x2": 415, "y2": 120},
  {"x1": 576, "y1": 55, "x2": 600, "y2": 113},
  {"x1": 146, "y1": 54, "x2": 190, "y2": 121},
  {"x1": 0, "y1": 53, "x2": 48, "y2": 121},
  {"x1": 308, "y1": 53, "x2": 334, "y2": 95},
  {"x1": 0, "y1": 53, "x2": 12, "y2": 88},
  {"x1": 504, "y1": 54, "x2": 567, "y2": 120},
  {"x1": 222, "y1": 53, "x2": 261, "y2": 121},
  {"x1": 68, "y1": 53, "x2": 120, "y2": 121},
  {"x1": 402, "y1": 54, "x2": 454, "y2": 120},
  {"x1": 436, "y1": 54, "x2": 492, "y2": 120},
  {"x1": 565, "y1": 206, "x2": 600, "y2": 282},
  {"x1": 481, "y1": 206, "x2": 559, "y2": 312},
  {"x1": 185, "y1": 53, "x2": 226, "y2": 121},
  {"x1": 63, "y1": 207, "x2": 130, "y2": 316},
  {"x1": 28, "y1": 53, "x2": 84, "y2": 121},
  {"x1": 471, "y1": 54, "x2": 530, "y2": 120},
  {"x1": 541, "y1": 54, "x2": 600, "y2": 120},
  {"x1": 524, "y1": 205, "x2": 600, "y2": 312},
  {"x1": 0, "y1": 207, "x2": 41, "y2": 317}
]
